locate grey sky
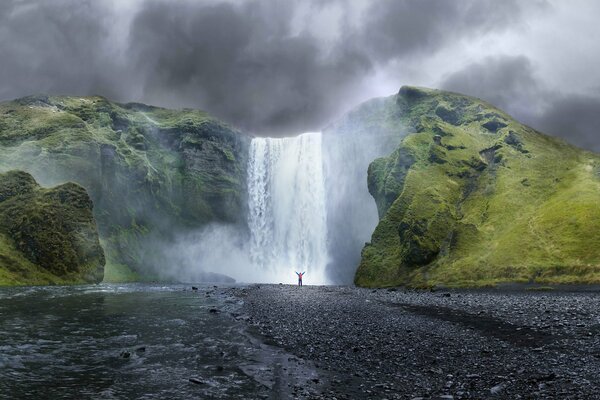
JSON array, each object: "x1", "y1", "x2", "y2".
[{"x1": 0, "y1": 0, "x2": 598, "y2": 149}]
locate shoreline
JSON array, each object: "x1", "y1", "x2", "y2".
[{"x1": 233, "y1": 284, "x2": 600, "y2": 399}]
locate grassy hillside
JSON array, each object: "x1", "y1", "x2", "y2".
[
  {"x1": 0, "y1": 95, "x2": 250, "y2": 281},
  {"x1": 0, "y1": 170, "x2": 104, "y2": 285},
  {"x1": 356, "y1": 86, "x2": 600, "y2": 288}
]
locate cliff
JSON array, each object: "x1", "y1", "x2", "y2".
[{"x1": 356, "y1": 87, "x2": 600, "y2": 287}]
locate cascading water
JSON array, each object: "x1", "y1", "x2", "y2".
[{"x1": 247, "y1": 132, "x2": 329, "y2": 284}]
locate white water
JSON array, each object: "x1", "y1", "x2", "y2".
[{"x1": 247, "y1": 132, "x2": 329, "y2": 284}]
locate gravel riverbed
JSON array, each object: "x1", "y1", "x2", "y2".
[{"x1": 231, "y1": 284, "x2": 600, "y2": 399}]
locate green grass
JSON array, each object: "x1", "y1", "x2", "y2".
[{"x1": 356, "y1": 86, "x2": 600, "y2": 288}]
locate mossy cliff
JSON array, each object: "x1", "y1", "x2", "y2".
[
  {"x1": 0, "y1": 170, "x2": 104, "y2": 285},
  {"x1": 0, "y1": 96, "x2": 249, "y2": 281},
  {"x1": 356, "y1": 86, "x2": 600, "y2": 288}
]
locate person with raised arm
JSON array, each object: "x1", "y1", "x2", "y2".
[{"x1": 295, "y1": 271, "x2": 305, "y2": 286}]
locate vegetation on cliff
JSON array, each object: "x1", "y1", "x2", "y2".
[
  {"x1": 356, "y1": 86, "x2": 600, "y2": 288},
  {"x1": 0, "y1": 95, "x2": 249, "y2": 282},
  {"x1": 0, "y1": 170, "x2": 104, "y2": 285}
]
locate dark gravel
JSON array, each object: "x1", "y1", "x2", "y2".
[{"x1": 231, "y1": 284, "x2": 600, "y2": 399}]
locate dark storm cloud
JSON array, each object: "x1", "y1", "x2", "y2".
[
  {"x1": 358, "y1": 0, "x2": 523, "y2": 61},
  {"x1": 128, "y1": 0, "x2": 537, "y2": 134},
  {"x1": 0, "y1": 0, "x2": 543, "y2": 136},
  {"x1": 441, "y1": 56, "x2": 540, "y2": 112},
  {"x1": 128, "y1": 0, "x2": 373, "y2": 134},
  {"x1": 0, "y1": 0, "x2": 119, "y2": 100},
  {"x1": 533, "y1": 95, "x2": 600, "y2": 152},
  {"x1": 441, "y1": 55, "x2": 600, "y2": 152}
]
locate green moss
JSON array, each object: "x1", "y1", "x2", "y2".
[
  {"x1": 0, "y1": 170, "x2": 105, "y2": 285},
  {"x1": 356, "y1": 86, "x2": 600, "y2": 288}
]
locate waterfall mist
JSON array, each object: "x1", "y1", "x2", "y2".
[{"x1": 322, "y1": 96, "x2": 407, "y2": 283}]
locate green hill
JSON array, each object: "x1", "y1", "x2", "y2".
[
  {"x1": 0, "y1": 170, "x2": 104, "y2": 285},
  {"x1": 0, "y1": 95, "x2": 249, "y2": 282},
  {"x1": 356, "y1": 86, "x2": 600, "y2": 288}
]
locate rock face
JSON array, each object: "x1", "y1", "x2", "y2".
[
  {"x1": 356, "y1": 86, "x2": 600, "y2": 287},
  {"x1": 0, "y1": 96, "x2": 250, "y2": 281},
  {"x1": 0, "y1": 170, "x2": 105, "y2": 284}
]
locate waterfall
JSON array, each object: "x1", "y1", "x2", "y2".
[{"x1": 247, "y1": 132, "x2": 329, "y2": 284}]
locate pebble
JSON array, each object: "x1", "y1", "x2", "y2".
[{"x1": 235, "y1": 284, "x2": 600, "y2": 399}]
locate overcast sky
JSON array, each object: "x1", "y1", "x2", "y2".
[{"x1": 1, "y1": 0, "x2": 599, "y2": 150}]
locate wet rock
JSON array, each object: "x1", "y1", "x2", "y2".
[
  {"x1": 482, "y1": 120, "x2": 508, "y2": 133},
  {"x1": 490, "y1": 382, "x2": 509, "y2": 395}
]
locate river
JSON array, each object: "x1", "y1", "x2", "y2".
[{"x1": 0, "y1": 283, "x2": 317, "y2": 399}]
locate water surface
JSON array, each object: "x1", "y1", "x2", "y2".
[{"x1": 0, "y1": 283, "x2": 287, "y2": 399}]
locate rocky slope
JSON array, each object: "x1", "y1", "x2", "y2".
[
  {"x1": 0, "y1": 96, "x2": 249, "y2": 282},
  {"x1": 356, "y1": 86, "x2": 600, "y2": 287},
  {"x1": 0, "y1": 170, "x2": 104, "y2": 285}
]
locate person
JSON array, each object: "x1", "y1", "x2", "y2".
[{"x1": 295, "y1": 271, "x2": 305, "y2": 286}]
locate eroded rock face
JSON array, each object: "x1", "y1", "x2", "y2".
[{"x1": 0, "y1": 170, "x2": 105, "y2": 284}]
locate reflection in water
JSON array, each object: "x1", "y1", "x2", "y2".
[{"x1": 0, "y1": 284, "x2": 310, "y2": 399}]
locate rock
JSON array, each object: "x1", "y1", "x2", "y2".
[
  {"x1": 490, "y1": 382, "x2": 509, "y2": 395},
  {"x1": 435, "y1": 105, "x2": 460, "y2": 125},
  {"x1": 535, "y1": 372, "x2": 556, "y2": 382},
  {"x1": 482, "y1": 120, "x2": 508, "y2": 133}
]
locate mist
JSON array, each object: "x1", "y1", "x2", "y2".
[
  {"x1": 323, "y1": 96, "x2": 408, "y2": 283},
  {"x1": 155, "y1": 224, "x2": 249, "y2": 283}
]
